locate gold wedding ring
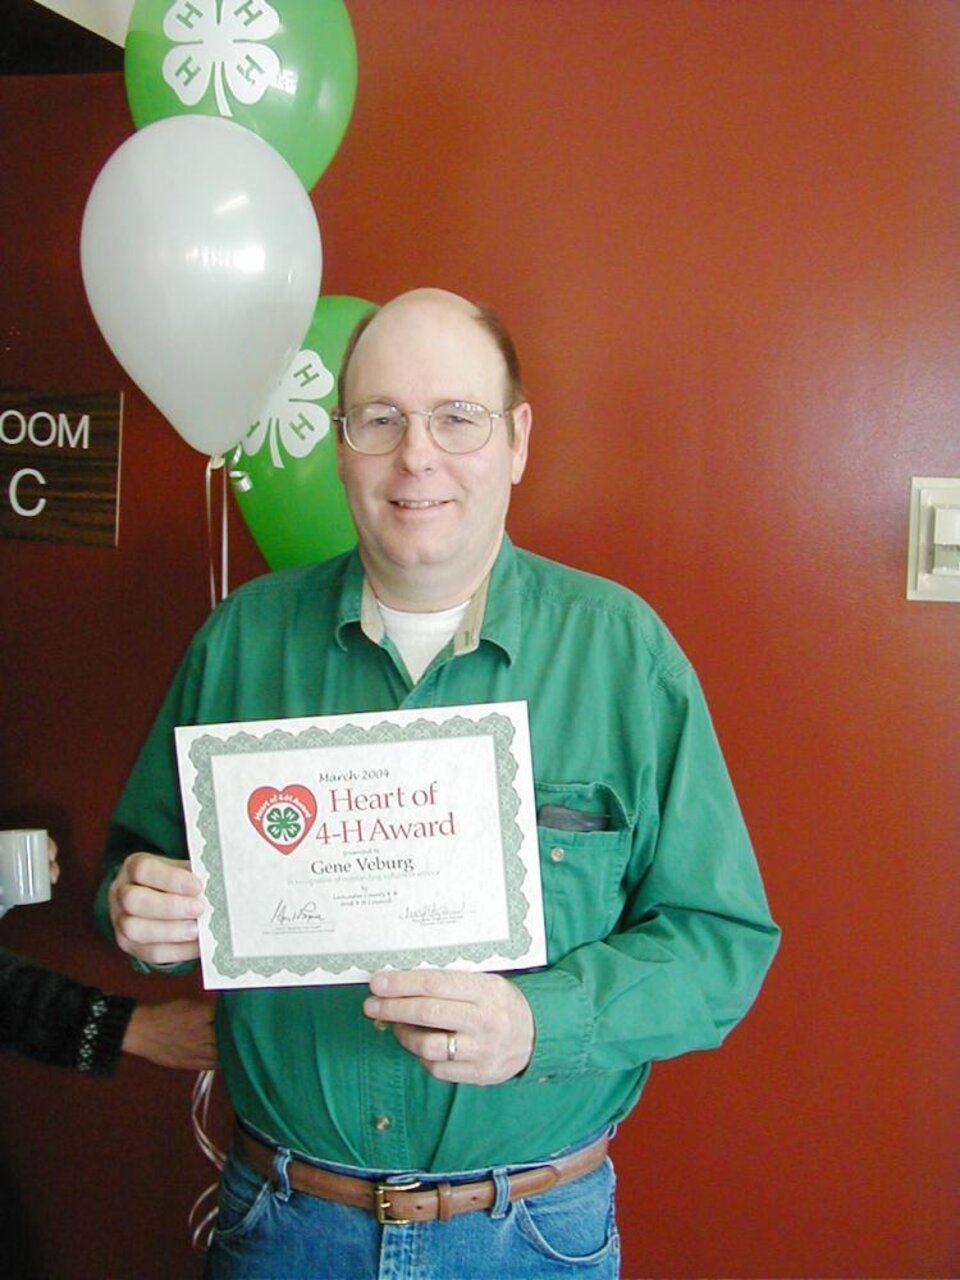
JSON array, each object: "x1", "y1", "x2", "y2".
[{"x1": 446, "y1": 1032, "x2": 458, "y2": 1061}]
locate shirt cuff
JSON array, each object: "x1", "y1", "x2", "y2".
[{"x1": 512, "y1": 966, "x2": 593, "y2": 1080}]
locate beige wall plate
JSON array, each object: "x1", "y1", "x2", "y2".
[{"x1": 907, "y1": 477, "x2": 960, "y2": 602}]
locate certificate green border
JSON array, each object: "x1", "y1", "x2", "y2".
[{"x1": 188, "y1": 710, "x2": 533, "y2": 982}]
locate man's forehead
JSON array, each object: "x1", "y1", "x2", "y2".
[
  {"x1": 348, "y1": 291, "x2": 503, "y2": 389},
  {"x1": 361, "y1": 289, "x2": 478, "y2": 341}
]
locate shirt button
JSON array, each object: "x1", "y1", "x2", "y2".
[
  {"x1": 550, "y1": 846, "x2": 565, "y2": 863},
  {"x1": 374, "y1": 1115, "x2": 392, "y2": 1133},
  {"x1": 537, "y1": 1075, "x2": 551, "y2": 1085}
]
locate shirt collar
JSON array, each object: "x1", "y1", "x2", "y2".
[
  {"x1": 333, "y1": 549, "x2": 367, "y2": 649},
  {"x1": 474, "y1": 535, "x2": 520, "y2": 664},
  {"x1": 334, "y1": 537, "x2": 521, "y2": 665}
]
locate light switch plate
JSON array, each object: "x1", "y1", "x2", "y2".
[{"x1": 907, "y1": 477, "x2": 960, "y2": 602}]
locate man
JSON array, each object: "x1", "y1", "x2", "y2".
[{"x1": 97, "y1": 289, "x2": 780, "y2": 1278}]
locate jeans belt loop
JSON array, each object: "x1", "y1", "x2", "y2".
[
  {"x1": 490, "y1": 1169, "x2": 512, "y2": 1221},
  {"x1": 271, "y1": 1148, "x2": 293, "y2": 1203}
]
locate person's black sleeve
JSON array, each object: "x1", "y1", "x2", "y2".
[{"x1": 0, "y1": 946, "x2": 135, "y2": 1076}]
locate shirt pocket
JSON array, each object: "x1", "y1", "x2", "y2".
[{"x1": 535, "y1": 781, "x2": 631, "y2": 963}]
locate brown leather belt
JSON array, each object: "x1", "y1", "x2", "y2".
[{"x1": 234, "y1": 1126, "x2": 609, "y2": 1226}]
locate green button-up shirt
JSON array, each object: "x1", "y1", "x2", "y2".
[{"x1": 97, "y1": 538, "x2": 779, "y2": 1171}]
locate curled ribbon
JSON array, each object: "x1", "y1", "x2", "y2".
[{"x1": 189, "y1": 1068, "x2": 226, "y2": 1252}]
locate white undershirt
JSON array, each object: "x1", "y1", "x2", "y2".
[{"x1": 376, "y1": 599, "x2": 471, "y2": 682}]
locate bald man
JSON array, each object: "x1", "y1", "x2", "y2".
[{"x1": 98, "y1": 289, "x2": 779, "y2": 1279}]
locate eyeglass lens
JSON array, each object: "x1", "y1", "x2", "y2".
[{"x1": 344, "y1": 402, "x2": 494, "y2": 455}]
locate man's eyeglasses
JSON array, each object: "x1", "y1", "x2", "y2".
[{"x1": 335, "y1": 401, "x2": 511, "y2": 456}]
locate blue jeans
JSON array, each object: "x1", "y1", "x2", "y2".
[{"x1": 203, "y1": 1128, "x2": 621, "y2": 1280}]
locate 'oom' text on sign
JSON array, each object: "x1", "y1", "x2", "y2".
[{"x1": 0, "y1": 391, "x2": 122, "y2": 547}]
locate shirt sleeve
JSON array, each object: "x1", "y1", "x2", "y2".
[
  {"x1": 93, "y1": 635, "x2": 205, "y2": 971},
  {"x1": 0, "y1": 947, "x2": 136, "y2": 1076},
  {"x1": 513, "y1": 662, "x2": 781, "y2": 1080}
]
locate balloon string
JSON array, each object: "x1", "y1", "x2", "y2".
[
  {"x1": 205, "y1": 455, "x2": 230, "y2": 611},
  {"x1": 221, "y1": 459, "x2": 229, "y2": 602},
  {"x1": 194, "y1": 459, "x2": 229, "y2": 1245},
  {"x1": 189, "y1": 1068, "x2": 225, "y2": 1253}
]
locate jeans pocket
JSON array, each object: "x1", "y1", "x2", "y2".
[
  {"x1": 211, "y1": 1151, "x2": 275, "y2": 1244},
  {"x1": 514, "y1": 1160, "x2": 621, "y2": 1267}
]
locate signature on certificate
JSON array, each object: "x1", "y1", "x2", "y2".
[
  {"x1": 269, "y1": 899, "x2": 329, "y2": 930},
  {"x1": 401, "y1": 899, "x2": 468, "y2": 928}
]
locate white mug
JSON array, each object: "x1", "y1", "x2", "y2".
[{"x1": 0, "y1": 829, "x2": 52, "y2": 914}]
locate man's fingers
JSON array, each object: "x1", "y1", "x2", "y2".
[
  {"x1": 125, "y1": 852, "x2": 202, "y2": 898},
  {"x1": 115, "y1": 934, "x2": 200, "y2": 965},
  {"x1": 364, "y1": 991, "x2": 473, "y2": 1032},
  {"x1": 116, "y1": 911, "x2": 200, "y2": 947},
  {"x1": 109, "y1": 853, "x2": 204, "y2": 963},
  {"x1": 364, "y1": 969, "x2": 535, "y2": 1086},
  {"x1": 115, "y1": 878, "x2": 203, "y2": 921},
  {"x1": 392, "y1": 1024, "x2": 470, "y2": 1064},
  {"x1": 364, "y1": 970, "x2": 504, "y2": 1031},
  {"x1": 369, "y1": 968, "x2": 484, "y2": 1002}
]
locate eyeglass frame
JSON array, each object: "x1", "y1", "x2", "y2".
[{"x1": 333, "y1": 399, "x2": 516, "y2": 456}]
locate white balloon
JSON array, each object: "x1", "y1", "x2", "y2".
[{"x1": 81, "y1": 115, "x2": 322, "y2": 456}]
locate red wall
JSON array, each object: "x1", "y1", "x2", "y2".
[{"x1": 1, "y1": 3, "x2": 957, "y2": 1276}]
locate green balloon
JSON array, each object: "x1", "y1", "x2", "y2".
[
  {"x1": 229, "y1": 294, "x2": 376, "y2": 569},
  {"x1": 125, "y1": 0, "x2": 357, "y2": 191}
]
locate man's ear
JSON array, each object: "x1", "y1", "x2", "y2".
[
  {"x1": 509, "y1": 402, "x2": 532, "y2": 484},
  {"x1": 334, "y1": 419, "x2": 347, "y2": 481}
]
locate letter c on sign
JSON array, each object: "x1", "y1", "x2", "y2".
[{"x1": 9, "y1": 469, "x2": 47, "y2": 517}]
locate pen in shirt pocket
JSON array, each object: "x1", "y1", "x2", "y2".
[{"x1": 537, "y1": 805, "x2": 611, "y2": 832}]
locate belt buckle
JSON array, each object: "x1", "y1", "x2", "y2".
[{"x1": 374, "y1": 1179, "x2": 421, "y2": 1226}]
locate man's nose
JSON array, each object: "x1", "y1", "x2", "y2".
[{"x1": 395, "y1": 413, "x2": 438, "y2": 471}]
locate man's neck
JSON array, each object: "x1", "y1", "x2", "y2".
[{"x1": 359, "y1": 542, "x2": 502, "y2": 613}]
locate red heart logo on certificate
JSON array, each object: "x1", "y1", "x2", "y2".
[{"x1": 247, "y1": 785, "x2": 317, "y2": 854}]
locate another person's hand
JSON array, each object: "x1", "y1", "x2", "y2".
[
  {"x1": 363, "y1": 969, "x2": 535, "y2": 1086},
  {"x1": 121, "y1": 998, "x2": 218, "y2": 1070},
  {"x1": 109, "y1": 852, "x2": 204, "y2": 966},
  {"x1": 3, "y1": 834, "x2": 61, "y2": 916},
  {"x1": 47, "y1": 835, "x2": 60, "y2": 886}
]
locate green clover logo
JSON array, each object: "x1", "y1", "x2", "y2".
[
  {"x1": 238, "y1": 349, "x2": 336, "y2": 470},
  {"x1": 162, "y1": 0, "x2": 282, "y2": 119},
  {"x1": 264, "y1": 804, "x2": 304, "y2": 845}
]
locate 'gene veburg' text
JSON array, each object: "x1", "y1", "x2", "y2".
[{"x1": 311, "y1": 853, "x2": 416, "y2": 875}]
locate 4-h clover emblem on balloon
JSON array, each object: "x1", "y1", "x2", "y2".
[
  {"x1": 230, "y1": 294, "x2": 376, "y2": 569},
  {"x1": 125, "y1": 0, "x2": 358, "y2": 191},
  {"x1": 241, "y1": 348, "x2": 336, "y2": 470}
]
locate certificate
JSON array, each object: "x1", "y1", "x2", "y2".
[{"x1": 175, "y1": 701, "x2": 546, "y2": 989}]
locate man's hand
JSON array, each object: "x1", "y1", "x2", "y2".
[
  {"x1": 121, "y1": 998, "x2": 218, "y2": 1070},
  {"x1": 109, "y1": 852, "x2": 203, "y2": 966},
  {"x1": 363, "y1": 969, "x2": 535, "y2": 1086}
]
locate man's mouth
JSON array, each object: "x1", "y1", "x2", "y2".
[{"x1": 391, "y1": 499, "x2": 448, "y2": 509}]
